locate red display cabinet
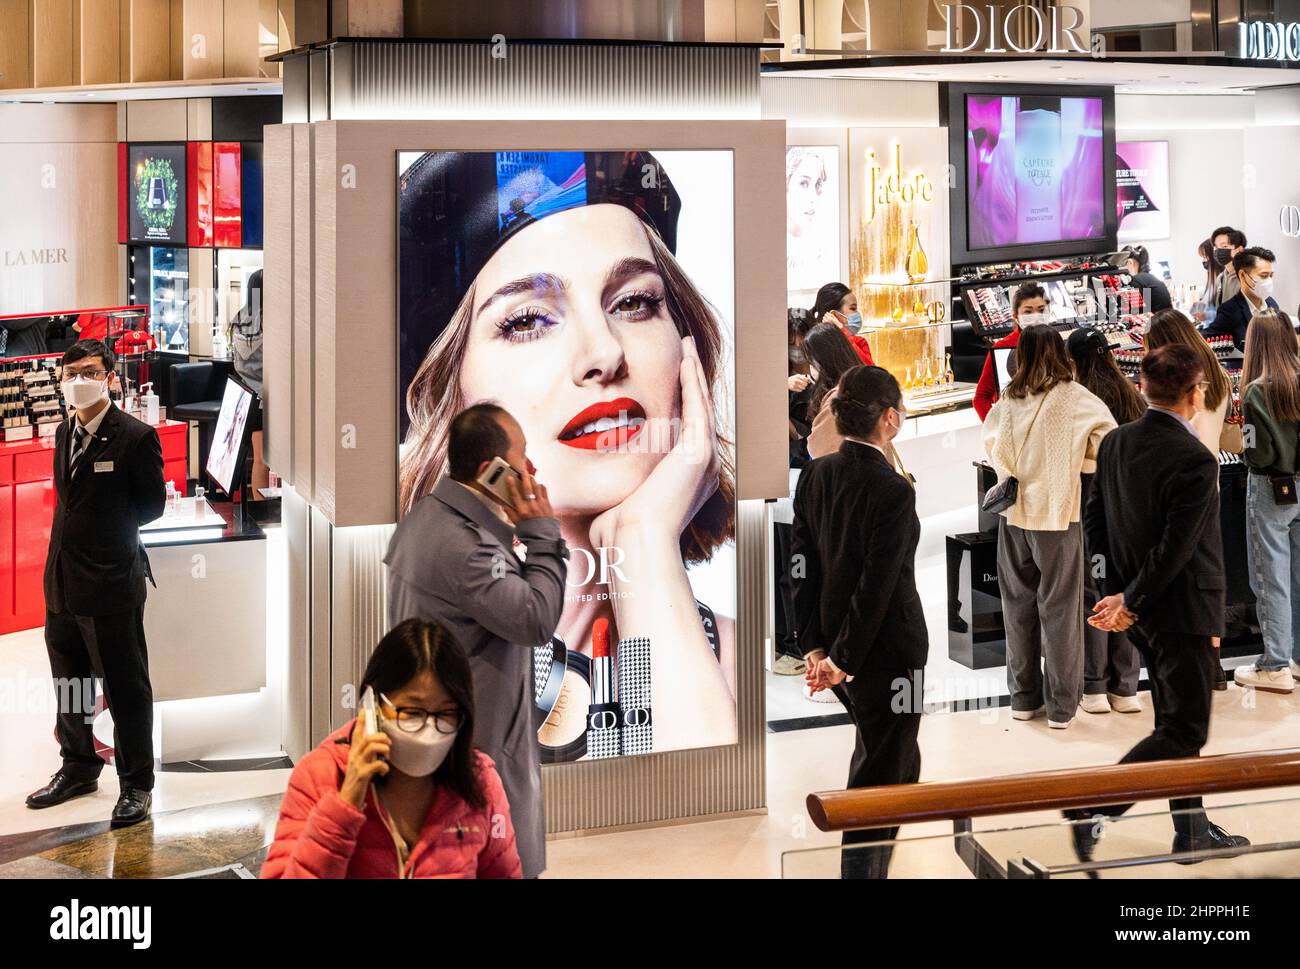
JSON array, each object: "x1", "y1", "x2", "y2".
[{"x1": 0, "y1": 421, "x2": 187, "y2": 636}]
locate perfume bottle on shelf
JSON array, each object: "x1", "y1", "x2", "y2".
[
  {"x1": 944, "y1": 353, "x2": 955, "y2": 387},
  {"x1": 903, "y1": 366, "x2": 913, "y2": 390},
  {"x1": 904, "y1": 221, "x2": 928, "y2": 284},
  {"x1": 890, "y1": 285, "x2": 905, "y2": 322}
]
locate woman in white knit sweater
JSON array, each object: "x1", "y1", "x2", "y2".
[{"x1": 983, "y1": 325, "x2": 1116, "y2": 729}]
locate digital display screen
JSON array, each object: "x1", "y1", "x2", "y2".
[
  {"x1": 206, "y1": 377, "x2": 253, "y2": 494},
  {"x1": 397, "y1": 147, "x2": 738, "y2": 764},
  {"x1": 128, "y1": 144, "x2": 187, "y2": 245},
  {"x1": 1116, "y1": 140, "x2": 1170, "y2": 242},
  {"x1": 965, "y1": 94, "x2": 1106, "y2": 250}
]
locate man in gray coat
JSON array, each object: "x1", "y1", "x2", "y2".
[{"x1": 385, "y1": 403, "x2": 567, "y2": 878}]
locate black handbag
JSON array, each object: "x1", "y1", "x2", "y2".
[{"x1": 981, "y1": 393, "x2": 1048, "y2": 515}]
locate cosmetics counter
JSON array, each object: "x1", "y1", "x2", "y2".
[{"x1": 948, "y1": 256, "x2": 1151, "y2": 380}]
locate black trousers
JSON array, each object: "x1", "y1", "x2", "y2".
[
  {"x1": 833, "y1": 669, "x2": 924, "y2": 879},
  {"x1": 1074, "y1": 626, "x2": 1213, "y2": 837},
  {"x1": 773, "y1": 522, "x2": 800, "y2": 659},
  {"x1": 44, "y1": 607, "x2": 155, "y2": 791}
]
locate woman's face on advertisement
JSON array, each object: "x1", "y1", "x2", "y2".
[
  {"x1": 459, "y1": 204, "x2": 684, "y2": 517},
  {"x1": 787, "y1": 157, "x2": 823, "y2": 236}
]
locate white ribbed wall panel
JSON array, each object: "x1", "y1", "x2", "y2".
[
  {"x1": 331, "y1": 41, "x2": 762, "y2": 120},
  {"x1": 329, "y1": 522, "x2": 397, "y2": 731}
]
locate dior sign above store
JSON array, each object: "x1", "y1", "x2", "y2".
[
  {"x1": 941, "y1": 3, "x2": 1089, "y2": 54},
  {"x1": 1239, "y1": 22, "x2": 1300, "y2": 62}
]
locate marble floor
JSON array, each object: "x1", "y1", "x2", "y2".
[{"x1": 3, "y1": 621, "x2": 1298, "y2": 878}]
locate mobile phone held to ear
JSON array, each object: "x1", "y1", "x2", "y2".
[
  {"x1": 476, "y1": 456, "x2": 521, "y2": 505},
  {"x1": 360, "y1": 686, "x2": 378, "y2": 735}
]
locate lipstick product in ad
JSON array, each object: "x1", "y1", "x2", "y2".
[
  {"x1": 617, "y1": 636, "x2": 653, "y2": 756},
  {"x1": 586, "y1": 619, "x2": 621, "y2": 759}
]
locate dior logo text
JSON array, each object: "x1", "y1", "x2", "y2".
[
  {"x1": 1281, "y1": 205, "x2": 1300, "y2": 239},
  {"x1": 623, "y1": 707, "x2": 652, "y2": 728}
]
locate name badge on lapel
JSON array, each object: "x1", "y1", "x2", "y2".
[{"x1": 93, "y1": 461, "x2": 114, "y2": 473}]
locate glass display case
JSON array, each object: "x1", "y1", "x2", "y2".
[
  {"x1": 148, "y1": 247, "x2": 190, "y2": 354},
  {"x1": 854, "y1": 278, "x2": 970, "y2": 411}
]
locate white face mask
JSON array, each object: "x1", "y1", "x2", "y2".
[
  {"x1": 61, "y1": 377, "x2": 108, "y2": 411},
  {"x1": 1019, "y1": 312, "x2": 1052, "y2": 329},
  {"x1": 1252, "y1": 276, "x2": 1275, "y2": 300},
  {"x1": 378, "y1": 704, "x2": 457, "y2": 777}
]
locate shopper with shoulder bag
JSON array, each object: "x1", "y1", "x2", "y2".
[
  {"x1": 983, "y1": 324, "x2": 1116, "y2": 729},
  {"x1": 1237, "y1": 309, "x2": 1300, "y2": 693}
]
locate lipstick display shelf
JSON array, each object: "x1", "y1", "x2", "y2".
[{"x1": 0, "y1": 356, "x2": 64, "y2": 443}]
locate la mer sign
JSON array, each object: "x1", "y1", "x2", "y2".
[
  {"x1": 4, "y1": 247, "x2": 69, "y2": 267},
  {"x1": 942, "y1": 3, "x2": 1089, "y2": 54}
]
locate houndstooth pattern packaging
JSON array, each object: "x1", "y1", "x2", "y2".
[
  {"x1": 617, "y1": 636, "x2": 653, "y2": 755},
  {"x1": 586, "y1": 710, "x2": 621, "y2": 759}
]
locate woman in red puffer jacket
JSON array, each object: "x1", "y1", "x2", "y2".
[{"x1": 261, "y1": 619, "x2": 522, "y2": 879}]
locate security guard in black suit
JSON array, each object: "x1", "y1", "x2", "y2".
[{"x1": 25, "y1": 340, "x2": 166, "y2": 827}]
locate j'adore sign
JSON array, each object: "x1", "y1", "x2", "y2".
[
  {"x1": 865, "y1": 142, "x2": 935, "y2": 225},
  {"x1": 941, "y1": 3, "x2": 1089, "y2": 54}
]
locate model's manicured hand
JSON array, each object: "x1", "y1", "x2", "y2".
[{"x1": 590, "y1": 336, "x2": 719, "y2": 550}]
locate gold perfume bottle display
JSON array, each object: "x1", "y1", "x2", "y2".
[{"x1": 904, "y1": 221, "x2": 928, "y2": 283}]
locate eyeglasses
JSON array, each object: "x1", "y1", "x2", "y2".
[
  {"x1": 379, "y1": 693, "x2": 463, "y2": 734},
  {"x1": 1196, "y1": 381, "x2": 1210, "y2": 393},
  {"x1": 63, "y1": 369, "x2": 110, "y2": 381}
]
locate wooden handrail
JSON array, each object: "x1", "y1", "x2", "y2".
[{"x1": 807, "y1": 747, "x2": 1300, "y2": 832}]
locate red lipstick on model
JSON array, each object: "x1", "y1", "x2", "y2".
[{"x1": 558, "y1": 397, "x2": 646, "y2": 451}]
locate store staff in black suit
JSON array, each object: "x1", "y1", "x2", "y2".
[
  {"x1": 1201, "y1": 247, "x2": 1278, "y2": 350},
  {"x1": 793, "y1": 365, "x2": 927, "y2": 879},
  {"x1": 25, "y1": 340, "x2": 167, "y2": 827},
  {"x1": 1069, "y1": 344, "x2": 1249, "y2": 864}
]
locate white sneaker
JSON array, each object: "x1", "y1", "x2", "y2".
[
  {"x1": 1080, "y1": 694, "x2": 1110, "y2": 714},
  {"x1": 1012, "y1": 705, "x2": 1045, "y2": 721},
  {"x1": 1048, "y1": 717, "x2": 1073, "y2": 730},
  {"x1": 1108, "y1": 693, "x2": 1143, "y2": 714},
  {"x1": 1290, "y1": 660, "x2": 1300, "y2": 678},
  {"x1": 1233, "y1": 665, "x2": 1296, "y2": 694}
]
